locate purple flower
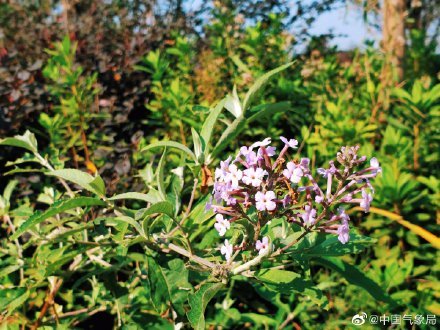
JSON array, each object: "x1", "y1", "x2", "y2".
[
  {"x1": 340, "y1": 193, "x2": 352, "y2": 202},
  {"x1": 315, "y1": 195, "x2": 324, "y2": 204},
  {"x1": 337, "y1": 219, "x2": 350, "y2": 244},
  {"x1": 256, "y1": 236, "x2": 270, "y2": 255},
  {"x1": 336, "y1": 209, "x2": 350, "y2": 244},
  {"x1": 215, "y1": 156, "x2": 232, "y2": 181},
  {"x1": 283, "y1": 162, "x2": 304, "y2": 183},
  {"x1": 280, "y1": 136, "x2": 299, "y2": 149},
  {"x1": 225, "y1": 164, "x2": 242, "y2": 188},
  {"x1": 301, "y1": 205, "x2": 317, "y2": 225},
  {"x1": 255, "y1": 191, "x2": 277, "y2": 211},
  {"x1": 240, "y1": 146, "x2": 253, "y2": 156},
  {"x1": 370, "y1": 157, "x2": 381, "y2": 174},
  {"x1": 239, "y1": 147, "x2": 258, "y2": 166},
  {"x1": 282, "y1": 194, "x2": 292, "y2": 207},
  {"x1": 360, "y1": 189, "x2": 373, "y2": 213},
  {"x1": 214, "y1": 214, "x2": 231, "y2": 236},
  {"x1": 258, "y1": 146, "x2": 276, "y2": 157},
  {"x1": 205, "y1": 196, "x2": 213, "y2": 212},
  {"x1": 220, "y1": 239, "x2": 233, "y2": 261},
  {"x1": 242, "y1": 167, "x2": 267, "y2": 187},
  {"x1": 317, "y1": 168, "x2": 328, "y2": 178},
  {"x1": 338, "y1": 207, "x2": 350, "y2": 221},
  {"x1": 300, "y1": 158, "x2": 310, "y2": 169},
  {"x1": 328, "y1": 161, "x2": 338, "y2": 174},
  {"x1": 251, "y1": 137, "x2": 271, "y2": 149},
  {"x1": 318, "y1": 163, "x2": 337, "y2": 178}
]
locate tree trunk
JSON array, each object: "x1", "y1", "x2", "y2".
[{"x1": 382, "y1": 0, "x2": 406, "y2": 81}]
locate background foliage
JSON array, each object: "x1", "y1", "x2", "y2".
[{"x1": 0, "y1": 0, "x2": 439, "y2": 329}]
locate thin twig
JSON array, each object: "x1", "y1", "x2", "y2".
[
  {"x1": 34, "y1": 153, "x2": 75, "y2": 198},
  {"x1": 271, "y1": 230, "x2": 309, "y2": 257},
  {"x1": 45, "y1": 306, "x2": 107, "y2": 322},
  {"x1": 232, "y1": 246, "x2": 270, "y2": 275},
  {"x1": 167, "y1": 243, "x2": 216, "y2": 269},
  {"x1": 279, "y1": 312, "x2": 296, "y2": 329},
  {"x1": 31, "y1": 278, "x2": 63, "y2": 330}
]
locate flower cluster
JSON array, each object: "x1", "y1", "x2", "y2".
[{"x1": 207, "y1": 137, "x2": 381, "y2": 262}]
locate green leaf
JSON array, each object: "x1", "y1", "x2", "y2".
[
  {"x1": 412, "y1": 80, "x2": 422, "y2": 104},
  {"x1": 254, "y1": 269, "x2": 328, "y2": 307},
  {"x1": 0, "y1": 264, "x2": 21, "y2": 278},
  {"x1": 47, "y1": 169, "x2": 106, "y2": 196},
  {"x1": 247, "y1": 101, "x2": 291, "y2": 122},
  {"x1": 168, "y1": 166, "x2": 184, "y2": 215},
  {"x1": 292, "y1": 232, "x2": 376, "y2": 258},
  {"x1": 224, "y1": 85, "x2": 243, "y2": 118},
  {"x1": 315, "y1": 257, "x2": 398, "y2": 307},
  {"x1": 0, "y1": 130, "x2": 38, "y2": 153},
  {"x1": 0, "y1": 288, "x2": 30, "y2": 315},
  {"x1": 164, "y1": 259, "x2": 193, "y2": 316},
  {"x1": 212, "y1": 117, "x2": 246, "y2": 157},
  {"x1": 240, "y1": 313, "x2": 278, "y2": 327},
  {"x1": 191, "y1": 127, "x2": 205, "y2": 163},
  {"x1": 10, "y1": 197, "x2": 106, "y2": 240},
  {"x1": 157, "y1": 149, "x2": 167, "y2": 200},
  {"x1": 108, "y1": 192, "x2": 158, "y2": 203},
  {"x1": 89, "y1": 175, "x2": 106, "y2": 196},
  {"x1": 108, "y1": 216, "x2": 145, "y2": 239},
  {"x1": 201, "y1": 98, "x2": 226, "y2": 148},
  {"x1": 242, "y1": 61, "x2": 295, "y2": 111},
  {"x1": 136, "y1": 201, "x2": 175, "y2": 221},
  {"x1": 189, "y1": 195, "x2": 214, "y2": 225},
  {"x1": 147, "y1": 257, "x2": 171, "y2": 314},
  {"x1": 3, "y1": 180, "x2": 19, "y2": 204},
  {"x1": 187, "y1": 282, "x2": 224, "y2": 330},
  {"x1": 141, "y1": 141, "x2": 196, "y2": 162}
]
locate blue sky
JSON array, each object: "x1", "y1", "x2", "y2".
[
  {"x1": 303, "y1": 3, "x2": 381, "y2": 51},
  {"x1": 183, "y1": 0, "x2": 382, "y2": 52}
]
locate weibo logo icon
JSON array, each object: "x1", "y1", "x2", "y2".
[{"x1": 352, "y1": 312, "x2": 368, "y2": 326}]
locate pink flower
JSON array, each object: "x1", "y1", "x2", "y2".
[
  {"x1": 255, "y1": 191, "x2": 277, "y2": 211},
  {"x1": 360, "y1": 189, "x2": 373, "y2": 213},
  {"x1": 256, "y1": 236, "x2": 270, "y2": 255},
  {"x1": 242, "y1": 167, "x2": 267, "y2": 187},
  {"x1": 220, "y1": 239, "x2": 233, "y2": 261},
  {"x1": 283, "y1": 162, "x2": 304, "y2": 183},
  {"x1": 280, "y1": 136, "x2": 299, "y2": 149},
  {"x1": 214, "y1": 214, "x2": 230, "y2": 236}
]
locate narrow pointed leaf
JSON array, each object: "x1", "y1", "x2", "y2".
[
  {"x1": 10, "y1": 197, "x2": 106, "y2": 240},
  {"x1": 141, "y1": 141, "x2": 196, "y2": 162},
  {"x1": 242, "y1": 61, "x2": 295, "y2": 111},
  {"x1": 315, "y1": 257, "x2": 398, "y2": 307},
  {"x1": 201, "y1": 98, "x2": 226, "y2": 148}
]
